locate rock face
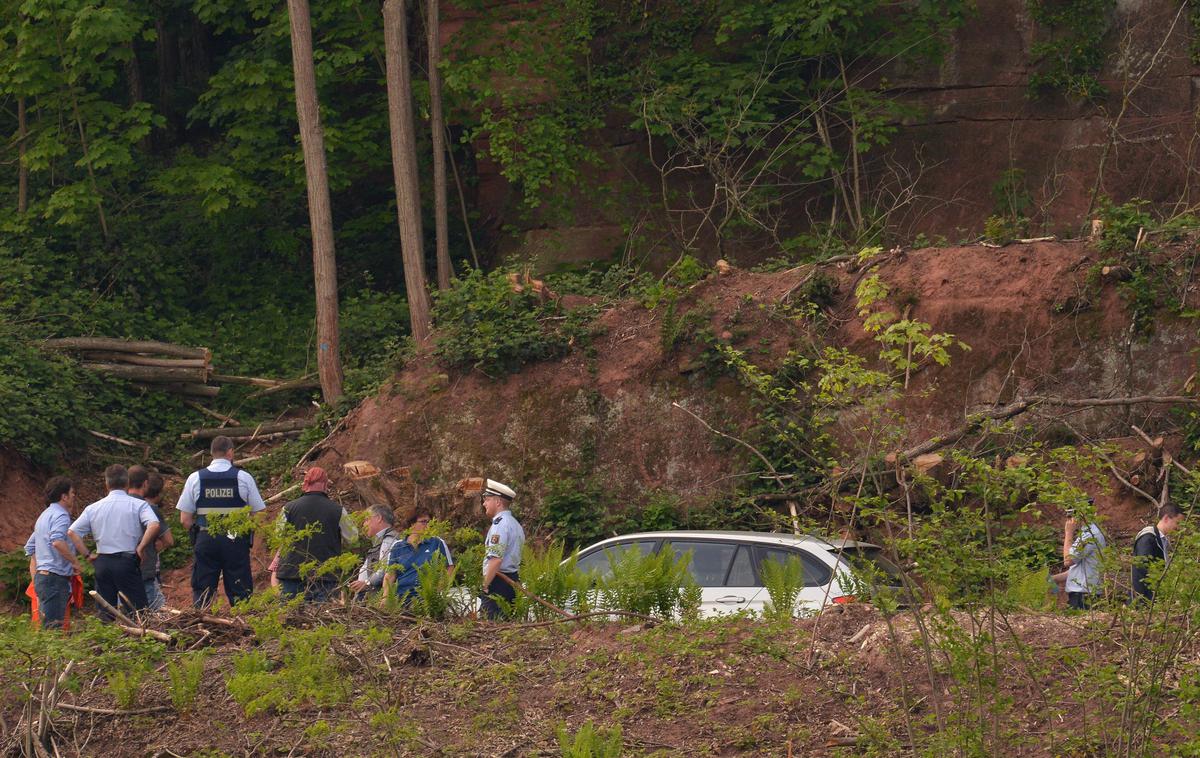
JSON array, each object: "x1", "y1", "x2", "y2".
[
  {"x1": 317, "y1": 241, "x2": 1199, "y2": 524},
  {"x1": 445, "y1": 0, "x2": 1200, "y2": 267}
]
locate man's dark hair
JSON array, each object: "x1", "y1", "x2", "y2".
[
  {"x1": 1159, "y1": 503, "x2": 1184, "y2": 520},
  {"x1": 128, "y1": 465, "x2": 150, "y2": 491},
  {"x1": 369, "y1": 504, "x2": 395, "y2": 526},
  {"x1": 43, "y1": 476, "x2": 73, "y2": 506},
  {"x1": 105, "y1": 464, "x2": 129, "y2": 490},
  {"x1": 408, "y1": 507, "x2": 434, "y2": 527},
  {"x1": 145, "y1": 473, "x2": 165, "y2": 500},
  {"x1": 210, "y1": 436, "x2": 234, "y2": 457}
]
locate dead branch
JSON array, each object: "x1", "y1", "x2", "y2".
[
  {"x1": 184, "y1": 418, "x2": 312, "y2": 441},
  {"x1": 1132, "y1": 425, "x2": 1193, "y2": 476},
  {"x1": 247, "y1": 374, "x2": 320, "y2": 399},
  {"x1": 132, "y1": 382, "x2": 220, "y2": 398},
  {"x1": 80, "y1": 352, "x2": 208, "y2": 369},
  {"x1": 87, "y1": 591, "x2": 135, "y2": 627},
  {"x1": 55, "y1": 704, "x2": 171, "y2": 717},
  {"x1": 209, "y1": 374, "x2": 284, "y2": 388},
  {"x1": 266, "y1": 483, "x2": 303, "y2": 505},
  {"x1": 184, "y1": 401, "x2": 240, "y2": 427},
  {"x1": 86, "y1": 430, "x2": 149, "y2": 456}
]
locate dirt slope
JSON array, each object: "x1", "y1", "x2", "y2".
[{"x1": 315, "y1": 240, "x2": 1198, "y2": 536}]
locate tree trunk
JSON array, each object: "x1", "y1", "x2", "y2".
[
  {"x1": 17, "y1": 97, "x2": 27, "y2": 213},
  {"x1": 427, "y1": 0, "x2": 451, "y2": 290},
  {"x1": 383, "y1": 0, "x2": 433, "y2": 340},
  {"x1": 287, "y1": 0, "x2": 344, "y2": 402}
]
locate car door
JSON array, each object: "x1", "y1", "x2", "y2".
[
  {"x1": 664, "y1": 540, "x2": 758, "y2": 617},
  {"x1": 755, "y1": 546, "x2": 836, "y2": 615}
]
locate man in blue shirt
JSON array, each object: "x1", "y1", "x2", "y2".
[
  {"x1": 479, "y1": 480, "x2": 524, "y2": 620},
  {"x1": 24, "y1": 476, "x2": 83, "y2": 629},
  {"x1": 176, "y1": 436, "x2": 267, "y2": 607},
  {"x1": 382, "y1": 508, "x2": 454, "y2": 605},
  {"x1": 68, "y1": 465, "x2": 161, "y2": 618}
]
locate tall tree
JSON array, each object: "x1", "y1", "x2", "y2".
[
  {"x1": 16, "y1": 96, "x2": 26, "y2": 213},
  {"x1": 286, "y1": 0, "x2": 344, "y2": 402},
  {"x1": 427, "y1": 0, "x2": 451, "y2": 290},
  {"x1": 383, "y1": 0, "x2": 432, "y2": 339}
]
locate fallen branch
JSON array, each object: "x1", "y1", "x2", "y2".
[
  {"x1": 184, "y1": 401, "x2": 240, "y2": 427},
  {"x1": 505, "y1": 609, "x2": 661, "y2": 630},
  {"x1": 1132, "y1": 425, "x2": 1193, "y2": 476},
  {"x1": 87, "y1": 430, "x2": 149, "y2": 456},
  {"x1": 1093, "y1": 448, "x2": 1159, "y2": 506},
  {"x1": 133, "y1": 382, "x2": 220, "y2": 398},
  {"x1": 266, "y1": 483, "x2": 303, "y2": 504},
  {"x1": 56, "y1": 703, "x2": 171, "y2": 716},
  {"x1": 296, "y1": 412, "x2": 353, "y2": 467},
  {"x1": 495, "y1": 572, "x2": 572, "y2": 619},
  {"x1": 248, "y1": 374, "x2": 320, "y2": 399},
  {"x1": 209, "y1": 373, "x2": 284, "y2": 388},
  {"x1": 115, "y1": 623, "x2": 172, "y2": 644},
  {"x1": 42, "y1": 337, "x2": 208, "y2": 360},
  {"x1": 184, "y1": 418, "x2": 312, "y2": 441},
  {"x1": 88, "y1": 591, "x2": 136, "y2": 627},
  {"x1": 898, "y1": 395, "x2": 1200, "y2": 461}
]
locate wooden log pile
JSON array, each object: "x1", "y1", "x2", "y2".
[{"x1": 41, "y1": 337, "x2": 320, "y2": 401}]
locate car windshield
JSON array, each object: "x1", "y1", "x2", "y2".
[{"x1": 836, "y1": 546, "x2": 905, "y2": 587}]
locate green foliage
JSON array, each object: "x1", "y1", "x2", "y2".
[
  {"x1": 409, "y1": 553, "x2": 454, "y2": 621},
  {"x1": 855, "y1": 273, "x2": 967, "y2": 378},
  {"x1": 1096, "y1": 197, "x2": 1153, "y2": 254},
  {"x1": 433, "y1": 269, "x2": 594, "y2": 373},
  {"x1": 556, "y1": 720, "x2": 623, "y2": 758},
  {"x1": 0, "y1": 549, "x2": 31, "y2": 603},
  {"x1": 226, "y1": 625, "x2": 350, "y2": 716},
  {"x1": 1027, "y1": 0, "x2": 1115, "y2": 100},
  {"x1": 540, "y1": 478, "x2": 611, "y2": 550},
  {"x1": 167, "y1": 651, "x2": 208, "y2": 711},
  {"x1": 598, "y1": 545, "x2": 691, "y2": 618},
  {"x1": 760, "y1": 555, "x2": 805, "y2": 621},
  {"x1": 511, "y1": 543, "x2": 594, "y2": 621},
  {"x1": 106, "y1": 665, "x2": 148, "y2": 709}
]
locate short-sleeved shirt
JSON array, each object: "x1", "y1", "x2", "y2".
[
  {"x1": 24, "y1": 502, "x2": 76, "y2": 576},
  {"x1": 140, "y1": 504, "x2": 167, "y2": 581},
  {"x1": 388, "y1": 537, "x2": 454, "y2": 597},
  {"x1": 1066, "y1": 522, "x2": 1106, "y2": 594},
  {"x1": 70, "y1": 490, "x2": 159, "y2": 555},
  {"x1": 176, "y1": 459, "x2": 267, "y2": 514},
  {"x1": 482, "y1": 510, "x2": 524, "y2": 575}
]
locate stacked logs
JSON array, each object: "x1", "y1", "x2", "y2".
[{"x1": 43, "y1": 337, "x2": 218, "y2": 397}]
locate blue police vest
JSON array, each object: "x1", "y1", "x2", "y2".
[{"x1": 195, "y1": 467, "x2": 248, "y2": 527}]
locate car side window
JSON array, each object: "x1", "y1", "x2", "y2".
[
  {"x1": 666, "y1": 541, "x2": 737, "y2": 586},
  {"x1": 726, "y1": 546, "x2": 756, "y2": 586},
  {"x1": 758, "y1": 547, "x2": 832, "y2": 587},
  {"x1": 576, "y1": 540, "x2": 657, "y2": 577}
]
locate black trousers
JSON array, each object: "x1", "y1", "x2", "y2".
[
  {"x1": 480, "y1": 571, "x2": 519, "y2": 620},
  {"x1": 94, "y1": 553, "x2": 147, "y2": 618},
  {"x1": 1067, "y1": 591, "x2": 1093, "y2": 610},
  {"x1": 192, "y1": 531, "x2": 253, "y2": 608}
]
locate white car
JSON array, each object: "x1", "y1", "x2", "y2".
[{"x1": 573, "y1": 530, "x2": 905, "y2": 617}]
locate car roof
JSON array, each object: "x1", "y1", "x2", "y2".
[{"x1": 579, "y1": 530, "x2": 880, "y2": 552}]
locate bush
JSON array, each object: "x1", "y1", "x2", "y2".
[
  {"x1": 433, "y1": 269, "x2": 594, "y2": 373},
  {"x1": 540, "y1": 477, "x2": 611, "y2": 550}
]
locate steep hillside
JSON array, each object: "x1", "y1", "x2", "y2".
[{"x1": 313, "y1": 239, "x2": 1198, "y2": 538}]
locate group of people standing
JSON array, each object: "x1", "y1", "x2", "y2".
[
  {"x1": 23, "y1": 434, "x2": 527, "y2": 628},
  {"x1": 1059, "y1": 501, "x2": 1185, "y2": 609}
]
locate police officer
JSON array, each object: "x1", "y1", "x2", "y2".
[
  {"x1": 177, "y1": 436, "x2": 267, "y2": 608},
  {"x1": 68, "y1": 465, "x2": 161, "y2": 618},
  {"x1": 479, "y1": 479, "x2": 524, "y2": 620}
]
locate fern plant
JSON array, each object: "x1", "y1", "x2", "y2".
[
  {"x1": 557, "y1": 720, "x2": 623, "y2": 758},
  {"x1": 167, "y1": 651, "x2": 208, "y2": 711},
  {"x1": 760, "y1": 555, "x2": 805, "y2": 621},
  {"x1": 599, "y1": 547, "x2": 690, "y2": 618}
]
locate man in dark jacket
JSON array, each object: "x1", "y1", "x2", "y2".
[
  {"x1": 1131, "y1": 503, "x2": 1184, "y2": 602},
  {"x1": 275, "y1": 467, "x2": 357, "y2": 602}
]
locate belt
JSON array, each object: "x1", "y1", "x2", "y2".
[
  {"x1": 35, "y1": 570, "x2": 70, "y2": 577},
  {"x1": 99, "y1": 551, "x2": 137, "y2": 559}
]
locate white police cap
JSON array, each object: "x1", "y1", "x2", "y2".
[{"x1": 483, "y1": 479, "x2": 516, "y2": 501}]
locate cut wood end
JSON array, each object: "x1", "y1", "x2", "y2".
[
  {"x1": 343, "y1": 460, "x2": 381, "y2": 479},
  {"x1": 913, "y1": 453, "x2": 944, "y2": 474},
  {"x1": 457, "y1": 477, "x2": 486, "y2": 494}
]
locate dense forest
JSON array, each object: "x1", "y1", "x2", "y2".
[{"x1": 0, "y1": 0, "x2": 990, "y2": 465}]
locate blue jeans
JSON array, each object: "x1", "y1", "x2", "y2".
[
  {"x1": 34, "y1": 572, "x2": 71, "y2": 630},
  {"x1": 144, "y1": 578, "x2": 166, "y2": 611}
]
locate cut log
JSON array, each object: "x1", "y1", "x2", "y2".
[
  {"x1": 82, "y1": 362, "x2": 208, "y2": 384},
  {"x1": 913, "y1": 453, "x2": 944, "y2": 475},
  {"x1": 81, "y1": 351, "x2": 208, "y2": 369},
  {"x1": 133, "y1": 382, "x2": 220, "y2": 398},
  {"x1": 210, "y1": 374, "x2": 284, "y2": 388},
  {"x1": 186, "y1": 418, "x2": 313, "y2": 440},
  {"x1": 184, "y1": 400, "x2": 240, "y2": 426},
  {"x1": 247, "y1": 374, "x2": 321, "y2": 398},
  {"x1": 43, "y1": 337, "x2": 209, "y2": 360},
  {"x1": 345, "y1": 461, "x2": 412, "y2": 509},
  {"x1": 1101, "y1": 265, "x2": 1133, "y2": 282}
]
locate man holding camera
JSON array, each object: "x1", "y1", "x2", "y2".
[{"x1": 1063, "y1": 505, "x2": 1106, "y2": 610}]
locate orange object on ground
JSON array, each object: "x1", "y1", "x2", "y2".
[{"x1": 26, "y1": 575, "x2": 86, "y2": 631}]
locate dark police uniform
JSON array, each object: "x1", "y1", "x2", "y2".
[{"x1": 177, "y1": 460, "x2": 266, "y2": 607}]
